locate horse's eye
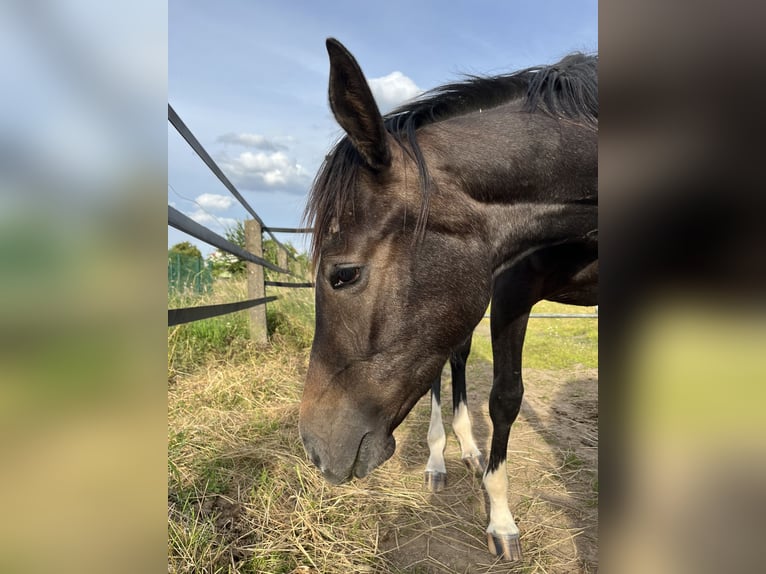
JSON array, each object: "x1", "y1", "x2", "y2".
[{"x1": 331, "y1": 266, "x2": 361, "y2": 289}]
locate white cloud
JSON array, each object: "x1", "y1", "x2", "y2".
[
  {"x1": 218, "y1": 150, "x2": 310, "y2": 195},
  {"x1": 196, "y1": 193, "x2": 233, "y2": 211},
  {"x1": 187, "y1": 209, "x2": 237, "y2": 231},
  {"x1": 368, "y1": 71, "x2": 422, "y2": 113},
  {"x1": 217, "y1": 132, "x2": 289, "y2": 152}
]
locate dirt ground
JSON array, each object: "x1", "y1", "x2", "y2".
[{"x1": 377, "y1": 348, "x2": 598, "y2": 573}]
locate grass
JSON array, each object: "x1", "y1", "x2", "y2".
[
  {"x1": 523, "y1": 301, "x2": 598, "y2": 369},
  {"x1": 168, "y1": 280, "x2": 409, "y2": 572},
  {"x1": 469, "y1": 300, "x2": 598, "y2": 369},
  {"x1": 168, "y1": 278, "x2": 598, "y2": 573},
  {"x1": 167, "y1": 344, "x2": 432, "y2": 573},
  {"x1": 168, "y1": 278, "x2": 315, "y2": 378}
]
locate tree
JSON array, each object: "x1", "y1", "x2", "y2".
[
  {"x1": 209, "y1": 220, "x2": 310, "y2": 279},
  {"x1": 169, "y1": 241, "x2": 202, "y2": 259},
  {"x1": 221, "y1": 222, "x2": 247, "y2": 276}
]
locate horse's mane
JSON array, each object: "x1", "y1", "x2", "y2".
[
  {"x1": 304, "y1": 53, "x2": 598, "y2": 269},
  {"x1": 386, "y1": 52, "x2": 598, "y2": 135}
]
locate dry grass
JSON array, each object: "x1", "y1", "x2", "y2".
[
  {"x1": 168, "y1": 282, "x2": 598, "y2": 573},
  {"x1": 168, "y1": 344, "x2": 432, "y2": 573}
]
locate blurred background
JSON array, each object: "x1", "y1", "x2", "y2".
[
  {"x1": 601, "y1": 2, "x2": 766, "y2": 572},
  {"x1": 0, "y1": 1, "x2": 166, "y2": 573},
  {"x1": 1, "y1": 1, "x2": 764, "y2": 573}
]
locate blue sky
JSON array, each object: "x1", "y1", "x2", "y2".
[{"x1": 168, "y1": 0, "x2": 597, "y2": 255}]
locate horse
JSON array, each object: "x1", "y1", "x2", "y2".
[
  {"x1": 424, "y1": 335, "x2": 484, "y2": 493},
  {"x1": 424, "y1": 272, "x2": 598, "y2": 495},
  {"x1": 299, "y1": 38, "x2": 597, "y2": 561}
]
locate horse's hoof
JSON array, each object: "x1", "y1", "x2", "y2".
[
  {"x1": 487, "y1": 532, "x2": 522, "y2": 562},
  {"x1": 424, "y1": 470, "x2": 447, "y2": 492},
  {"x1": 462, "y1": 453, "x2": 485, "y2": 474}
]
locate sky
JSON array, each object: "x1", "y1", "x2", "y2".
[{"x1": 168, "y1": 0, "x2": 598, "y2": 256}]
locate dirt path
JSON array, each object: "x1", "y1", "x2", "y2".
[{"x1": 379, "y1": 338, "x2": 598, "y2": 573}]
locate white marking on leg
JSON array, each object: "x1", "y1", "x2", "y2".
[
  {"x1": 452, "y1": 401, "x2": 482, "y2": 459},
  {"x1": 426, "y1": 394, "x2": 447, "y2": 473},
  {"x1": 484, "y1": 462, "x2": 519, "y2": 536}
]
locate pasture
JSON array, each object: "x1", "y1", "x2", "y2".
[{"x1": 168, "y1": 280, "x2": 597, "y2": 573}]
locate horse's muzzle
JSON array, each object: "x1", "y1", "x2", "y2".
[
  {"x1": 300, "y1": 425, "x2": 396, "y2": 484},
  {"x1": 353, "y1": 431, "x2": 396, "y2": 479}
]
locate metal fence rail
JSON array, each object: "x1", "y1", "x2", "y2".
[
  {"x1": 168, "y1": 105, "x2": 314, "y2": 332},
  {"x1": 168, "y1": 206, "x2": 290, "y2": 274},
  {"x1": 482, "y1": 312, "x2": 598, "y2": 319},
  {"x1": 168, "y1": 296, "x2": 279, "y2": 326}
]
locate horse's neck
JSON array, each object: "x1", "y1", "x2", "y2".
[
  {"x1": 427, "y1": 110, "x2": 597, "y2": 273},
  {"x1": 484, "y1": 180, "x2": 597, "y2": 275},
  {"x1": 482, "y1": 204, "x2": 596, "y2": 278}
]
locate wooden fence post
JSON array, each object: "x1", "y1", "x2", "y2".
[
  {"x1": 277, "y1": 247, "x2": 287, "y2": 272},
  {"x1": 245, "y1": 219, "x2": 268, "y2": 343}
]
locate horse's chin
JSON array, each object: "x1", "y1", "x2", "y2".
[{"x1": 352, "y1": 432, "x2": 396, "y2": 479}]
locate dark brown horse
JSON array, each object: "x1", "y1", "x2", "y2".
[
  {"x1": 300, "y1": 38, "x2": 597, "y2": 561},
  {"x1": 424, "y1": 335, "x2": 484, "y2": 493}
]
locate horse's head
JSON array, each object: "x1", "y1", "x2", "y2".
[{"x1": 298, "y1": 39, "x2": 492, "y2": 484}]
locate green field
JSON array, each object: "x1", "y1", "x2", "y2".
[{"x1": 470, "y1": 300, "x2": 598, "y2": 369}]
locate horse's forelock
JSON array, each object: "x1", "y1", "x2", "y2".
[{"x1": 302, "y1": 137, "x2": 363, "y2": 270}]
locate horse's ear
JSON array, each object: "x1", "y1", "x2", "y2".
[{"x1": 326, "y1": 38, "x2": 391, "y2": 171}]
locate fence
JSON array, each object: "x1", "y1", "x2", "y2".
[
  {"x1": 484, "y1": 310, "x2": 598, "y2": 320},
  {"x1": 168, "y1": 252, "x2": 213, "y2": 295},
  {"x1": 167, "y1": 104, "x2": 313, "y2": 341}
]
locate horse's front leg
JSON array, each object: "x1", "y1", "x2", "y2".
[
  {"x1": 484, "y1": 306, "x2": 530, "y2": 562},
  {"x1": 424, "y1": 374, "x2": 448, "y2": 492},
  {"x1": 449, "y1": 335, "x2": 484, "y2": 474}
]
